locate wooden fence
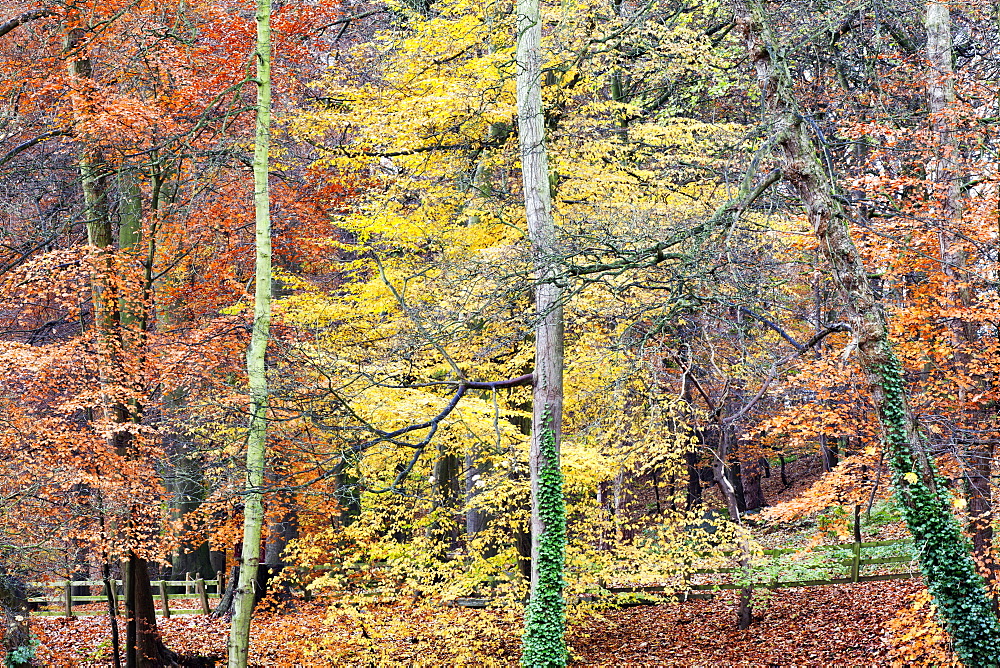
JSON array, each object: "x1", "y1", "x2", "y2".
[
  {"x1": 27, "y1": 538, "x2": 917, "y2": 615},
  {"x1": 306, "y1": 538, "x2": 919, "y2": 608},
  {"x1": 28, "y1": 573, "x2": 225, "y2": 618},
  {"x1": 608, "y1": 538, "x2": 918, "y2": 596}
]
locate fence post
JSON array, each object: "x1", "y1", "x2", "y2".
[
  {"x1": 158, "y1": 580, "x2": 171, "y2": 619},
  {"x1": 63, "y1": 581, "x2": 73, "y2": 618},
  {"x1": 185, "y1": 572, "x2": 192, "y2": 596},
  {"x1": 851, "y1": 504, "x2": 862, "y2": 583},
  {"x1": 196, "y1": 579, "x2": 209, "y2": 614},
  {"x1": 217, "y1": 569, "x2": 225, "y2": 595}
]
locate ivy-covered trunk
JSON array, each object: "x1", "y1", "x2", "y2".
[
  {"x1": 515, "y1": 0, "x2": 567, "y2": 662},
  {"x1": 925, "y1": 0, "x2": 995, "y2": 590},
  {"x1": 731, "y1": 0, "x2": 1000, "y2": 663}
]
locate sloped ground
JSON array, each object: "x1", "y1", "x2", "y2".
[{"x1": 569, "y1": 580, "x2": 915, "y2": 666}]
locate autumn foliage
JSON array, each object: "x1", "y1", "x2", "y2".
[{"x1": 0, "y1": 0, "x2": 999, "y2": 665}]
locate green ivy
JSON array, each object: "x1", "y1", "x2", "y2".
[
  {"x1": 878, "y1": 350, "x2": 1000, "y2": 666},
  {"x1": 521, "y1": 406, "x2": 567, "y2": 668},
  {"x1": 5, "y1": 634, "x2": 38, "y2": 668}
]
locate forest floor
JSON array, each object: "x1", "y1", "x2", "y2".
[
  {"x1": 31, "y1": 579, "x2": 918, "y2": 666},
  {"x1": 30, "y1": 454, "x2": 921, "y2": 666}
]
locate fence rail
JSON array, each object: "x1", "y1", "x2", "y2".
[
  {"x1": 27, "y1": 573, "x2": 225, "y2": 618},
  {"x1": 613, "y1": 537, "x2": 919, "y2": 597},
  {"x1": 27, "y1": 539, "x2": 917, "y2": 615}
]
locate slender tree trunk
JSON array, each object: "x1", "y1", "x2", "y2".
[
  {"x1": 926, "y1": 0, "x2": 995, "y2": 589},
  {"x1": 227, "y1": 0, "x2": 272, "y2": 663},
  {"x1": 103, "y1": 565, "x2": 122, "y2": 668},
  {"x1": 710, "y1": 425, "x2": 755, "y2": 627},
  {"x1": 516, "y1": 0, "x2": 566, "y2": 662},
  {"x1": 732, "y1": 0, "x2": 1000, "y2": 662}
]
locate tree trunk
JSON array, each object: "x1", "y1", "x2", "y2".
[
  {"x1": 516, "y1": 0, "x2": 566, "y2": 661},
  {"x1": 925, "y1": 0, "x2": 994, "y2": 591},
  {"x1": 742, "y1": 459, "x2": 765, "y2": 511},
  {"x1": 212, "y1": 564, "x2": 240, "y2": 619},
  {"x1": 465, "y1": 452, "x2": 496, "y2": 557},
  {"x1": 65, "y1": 14, "x2": 179, "y2": 667},
  {"x1": 168, "y1": 444, "x2": 213, "y2": 579},
  {"x1": 820, "y1": 434, "x2": 839, "y2": 472},
  {"x1": 712, "y1": 428, "x2": 742, "y2": 523},
  {"x1": 0, "y1": 572, "x2": 32, "y2": 668},
  {"x1": 710, "y1": 427, "x2": 754, "y2": 627},
  {"x1": 103, "y1": 564, "x2": 123, "y2": 668},
  {"x1": 732, "y1": 0, "x2": 1000, "y2": 662},
  {"x1": 264, "y1": 513, "x2": 297, "y2": 567},
  {"x1": 126, "y1": 554, "x2": 167, "y2": 667},
  {"x1": 227, "y1": 0, "x2": 273, "y2": 664},
  {"x1": 684, "y1": 450, "x2": 702, "y2": 510},
  {"x1": 726, "y1": 460, "x2": 747, "y2": 515},
  {"x1": 967, "y1": 438, "x2": 997, "y2": 599}
]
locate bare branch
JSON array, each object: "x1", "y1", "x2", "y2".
[{"x1": 0, "y1": 9, "x2": 53, "y2": 40}]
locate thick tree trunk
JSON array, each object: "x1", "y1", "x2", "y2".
[
  {"x1": 726, "y1": 460, "x2": 747, "y2": 515},
  {"x1": 967, "y1": 438, "x2": 997, "y2": 602},
  {"x1": 264, "y1": 513, "x2": 297, "y2": 567},
  {"x1": 127, "y1": 555, "x2": 167, "y2": 667},
  {"x1": 742, "y1": 459, "x2": 765, "y2": 511},
  {"x1": 465, "y1": 452, "x2": 497, "y2": 556},
  {"x1": 227, "y1": 0, "x2": 273, "y2": 664},
  {"x1": 516, "y1": 0, "x2": 566, "y2": 662},
  {"x1": 712, "y1": 428, "x2": 742, "y2": 523},
  {"x1": 732, "y1": 0, "x2": 1000, "y2": 662},
  {"x1": 820, "y1": 434, "x2": 839, "y2": 472},
  {"x1": 0, "y1": 572, "x2": 32, "y2": 668},
  {"x1": 168, "y1": 444, "x2": 214, "y2": 579},
  {"x1": 710, "y1": 427, "x2": 754, "y2": 627},
  {"x1": 431, "y1": 452, "x2": 462, "y2": 546}
]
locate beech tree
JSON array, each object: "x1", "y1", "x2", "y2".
[
  {"x1": 515, "y1": 0, "x2": 566, "y2": 662},
  {"x1": 730, "y1": 0, "x2": 1000, "y2": 662},
  {"x1": 5, "y1": 0, "x2": 1000, "y2": 663},
  {"x1": 227, "y1": 0, "x2": 273, "y2": 664}
]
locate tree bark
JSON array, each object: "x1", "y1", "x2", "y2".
[
  {"x1": 0, "y1": 571, "x2": 32, "y2": 668},
  {"x1": 65, "y1": 14, "x2": 179, "y2": 667},
  {"x1": 227, "y1": 0, "x2": 273, "y2": 664},
  {"x1": 684, "y1": 450, "x2": 702, "y2": 510},
  {"x1": 516, "y1": 0, "x2": 566, "y2": 662},
  {"x1": 742, "y1": 458, "x2": 765, "y2": 511},
  {"x1": 731, "y1": 0, "x2": 1000, "y2": 662},
  {"x1": 925, "y1": 0, "x2": 995, "y2": 590}
]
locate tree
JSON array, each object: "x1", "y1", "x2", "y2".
[
  {"x1": 227, "y1": 0, "x2": 273, "y2": 663},
  {"x1": 730, "y1": 0, "x2": 1000, "y2": 662},
  {"x1": 515, "y1": 0, "x2": 566, "y2": 662}
]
